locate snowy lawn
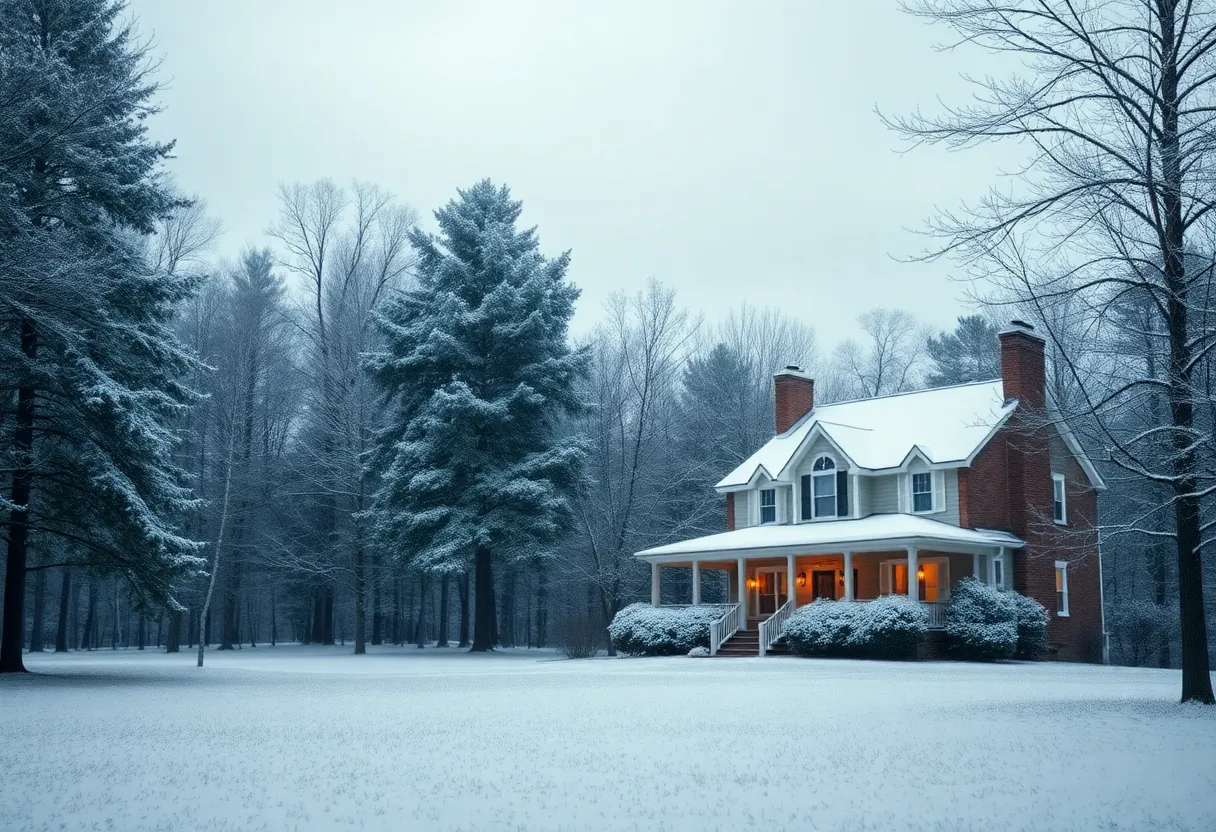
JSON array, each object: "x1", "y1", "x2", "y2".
[{"x1": 2, "y1": 647, "x2": 1214, "y2": 831}]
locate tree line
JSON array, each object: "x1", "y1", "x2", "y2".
[{"x1": 2, "y1": 0, "x2": 1215, "y2": 703}]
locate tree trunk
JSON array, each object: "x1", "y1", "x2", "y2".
[
  {"x1": 414, "y1": 573, "x2": 428, "y2": 648},
  {"x1": 499, "y1": 568, "x2": 515, "y2": 648},
  {"x1": 55, "y1": 569, "x2": 71, "y2": 652},
  {"x1": 436, "y1": 573, "x2": 450, "y2": 647},
  {"x1": 322, "y1": 589, "x2": 334, "y2": 645},
  {"x1": 0, "y1": 319, "x2": 37, "y2": 673},
  {"x1": 310, "y1": 588, "x2": 324, "y2": 644},
  {"x1": 137, "y1": 612, "x2": 146, "y2": 650},
  {"x1": 536, "y1": 566, "x2": 548, "y2": 648},
  {"x1": 354, "y1": 542, "x2": 367, "y2": 655},
  {"x1": 270, "y1": 585, "x2": 277, "y2": 646},
  {"x1": 28, "y1": 567, "x2": 46, "y2": 653},
  {"x1": 470, "y1": 546, "x2": 496, "y2": 652},
  {"x1": 371, "y1": 554, "x2": 382, "y2": 646},
  {"x1": 79, "y1": 577, "x2": 96, "y2": 650},
  {"x1": 166, "y1": 610, "x2": 181, "y2": 653},
  {"x1": 458, "y1": 569, "x2": 470, "y2": 648}
]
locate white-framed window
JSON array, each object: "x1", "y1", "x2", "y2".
[
  {"x1": 1052, "y1": 473, "x2": 1067, "y2": 524},
  {"x1": 992, "y1": 557, "x2": 1004, "y2": 589},
  {"x1": 759, "y1": 488, "x2": 776, "y2": 524},
  {"x1": 812, "y1": 455, "x2": 836, "y2": 518},
  {"x1": 912, "y1": 472, "x2": 934, "y2": 513},
  {"x1": 1054, "y1": 560, "x2": 1069, "y2": 616}
]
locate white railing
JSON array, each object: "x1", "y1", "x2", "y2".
[
  {"x1": 758, "y1": 599, "x2": 794, "y2": 657},
  {"x1": 709, "y1": 603, "x2": 743, "y2": 656},
  {"x1": 922, "y1": 601, "x2": 947, "y2": 630}
]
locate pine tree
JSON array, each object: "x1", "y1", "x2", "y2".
[
  {"x1": 0, "y1": 0, "x2": 201, "y2": 673},
  {"x1": 366, "y1": 180, "x2": 586, "y2": 652},
  {"x1": 925, "y1": 315, "x2": 1001, "y2": 387}
]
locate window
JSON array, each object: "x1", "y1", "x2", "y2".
[
  {"x1": 912, "y1": 472, "x2": 933, "y2": 513},
  {"x1": 993, "y1": 558, "x2": 1004, "y2": 590},
  {"x1": 1054, "y1": 560, "x2": 1069, "y2": 616},
  {"x1": 1052, "y1": 473, "x2": 1067, "y2": 524},
  {"x1": 812, "y1": 456, "x2": 836, "y2": 518},
  {"x1": 759, "y1": 488, "x2": 776, "y2": 524}
]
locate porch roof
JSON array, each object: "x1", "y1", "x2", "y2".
[{"x1": 634, "y1": 514, "x2": 1024, "y2": 563}]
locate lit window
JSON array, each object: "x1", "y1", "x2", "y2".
[
  {"x1": 1054, "y1": 560, "x2": 1069, "y2": 616},
  {"x1": 912, "y1": 472, "x2": 933, "y2": 513},
  {"x1": 1052, "y1": 473, "x2": 1067, "y2": 524},
  {"x1": 759, "y1": 488, "x2": 776, "y2": 524},
  {"x1": 812, "y1": 456, "x2": 836, "y2": 518}
]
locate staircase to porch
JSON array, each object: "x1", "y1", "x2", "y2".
[{"x1": 715, "y1": 619, "x2": 791, "y2": 657}]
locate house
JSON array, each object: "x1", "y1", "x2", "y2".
[{"x1": 634, "y1": 321, "x2": 1107, "y2": 661}]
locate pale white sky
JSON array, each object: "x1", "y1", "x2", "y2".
[{"x1": 131, "y1": 0, "x2": 1019, "y2": 346}]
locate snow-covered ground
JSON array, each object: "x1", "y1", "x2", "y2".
[{"x1": 2, "y1": 647, "x2": 1214, "y2": 831}]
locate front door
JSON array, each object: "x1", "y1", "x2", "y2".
[
  {"x1": 755, "y1": 569, "x2": 788, "y2": 616},
  {"x1": 811, "y1": 569, "x2": 836, "y2": 601}
]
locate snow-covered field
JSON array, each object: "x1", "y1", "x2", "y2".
[{"x1": 2, "y1": 647, "x2": 1214, "y2": 831}]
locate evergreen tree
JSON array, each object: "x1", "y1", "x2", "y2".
[
  {"x1": 0, "y1": 0, "x2": 200, "y2": 672},
  {"x1": 925, "y1": 315, "x2": 1000, "y2": 387},
  {"x1": 366, "y1": 180, "x2": 586, "y2": 652}
]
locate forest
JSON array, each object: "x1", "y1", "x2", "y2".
[{"x1": 1, "y1": 0, "x2": 1214, "y2": 701}]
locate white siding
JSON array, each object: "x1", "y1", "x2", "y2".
[
  {"x1": 868, "y1": 475, "x2": 900, "y2": 514},
  {"x1": 734, "y1": 490, "x2": 751, "y2": 529}
]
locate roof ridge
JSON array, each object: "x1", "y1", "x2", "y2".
[{"x1": 816, "y1": 378, "x2": 1002, "y2": 409}]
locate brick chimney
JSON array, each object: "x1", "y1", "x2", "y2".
[
  {"x1": 999, "y1": 320, "x2": 1047, "y2": 410},
  {"x1": 997, "y1": 320, "x2": 1051, "y2": 541},
  {"x1": 774, "y1": 366, "x2": 814, "y2": 434}
]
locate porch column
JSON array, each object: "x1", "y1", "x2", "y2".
[
  {"x1": 736, "y1": 557, "x2": 747, "y2": 624},
  {"x1": 972, "y1": 552, "x2": 981, "y2": 581},
  {"x1": 786, "y1": 554, "x2": 796, "y2": 609},
  {"x1": 906, "y1": 546, "x2": 919, "y2": 601},
  {"x1": 651, "y1": 562, "x2": 661, "y2": 605},
  {"x1": 691, "y1": 560, "x2": 701, "y2": 605},
  {"x1": 843, "y1": 551, "x2": 854, "y2": 601}
]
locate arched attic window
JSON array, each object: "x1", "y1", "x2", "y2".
[{"x1": 800, "y1": 454, "x2": 849, "y2": 520}]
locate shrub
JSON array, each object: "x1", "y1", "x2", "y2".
[
  {"x1": 687, "y1": 646, "x2": 710, "y2": 658},
  {"x1": 607, "y1": 603, "x2": 728, "y2": 656},
  {"x1": 781, "y1": 596, "x2": 928, "y2": 660},
  {"x1": 945, "y1": 578, "x2": 1017, "y2": 661},
  {"x1": 1008, "y1": 591, "x2": 1050, "y2": 660},
  {"x1": 555, "y1": 612, "x2": 603, "y2": 659}
]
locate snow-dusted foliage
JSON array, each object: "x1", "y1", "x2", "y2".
[
  {"x1": 781, "y1": 597, "x2": 928, "y2": 659},
  {"x1": 687, "y1": 646, "x2": 710, "y2": 658},
  {"x1": 0, "y1": 0, "x2": 203, "y2": 670},
  {"x1": 944, "y1": 578, "x2": 1018, "y2": 661},
  {"x1": 607, "y1": 603, "x2": 726, "y2": 656},
  {"x1": 1009, "y1": 590, "x2": 1050, "y2": 660},
  {"x1": 365, "y1": 180, "x2": 586, "y2": 649}
]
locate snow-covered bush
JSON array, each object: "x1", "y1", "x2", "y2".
[
  {"x1": 1108, "y1": 599, "x2": 1176, "y2": 666},
  {"x1": 607, "y1": 603, "x2": 726, "y2": 656},
  {"x1": 687, "y1": 646, "x2": 710, "y2": 658},
  {"x1": 555, "y1": 612, "x2": 602, "y2": 659},
  {"x1": 945, "y1": 578, "x2": 1018, "y2": 661},
  {"x1": 781, "y1": 596, "x2": 928, "y2": 659},
  {"x1": 1008, "y1": 591, "x2": 1050, "y2": 660}
]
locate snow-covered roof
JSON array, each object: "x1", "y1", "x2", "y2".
[
  {"x1": 635, "y1": 514, "x2": 1024, "y2": 562},
  {"x1": 717, "y1": 380, "x2": 1015, "y2": 489}
]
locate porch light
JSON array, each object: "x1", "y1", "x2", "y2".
[
  {"x1": 746, "y1": 577, "x2": 759, "y2": 590},
  {"x1": 796, "y1": 572, "x2": 807, "y2": 589},
  {"x1": 917, "y1": 566, "x2": 925, "y2": 580}
]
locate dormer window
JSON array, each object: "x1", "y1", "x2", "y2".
[
  {"x1": 759, "y1": 488, "x2": 776, "y2": 524},
  {"x1": 912, "y1": 472, "x2": 934, "y2": 513},
  {"x1": 811, "y1": 455, "x2": 837, "y2": 518}
]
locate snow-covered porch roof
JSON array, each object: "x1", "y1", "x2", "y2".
[{"x1": 634, "y1": 514, "x2": 1024, "y2": 564}]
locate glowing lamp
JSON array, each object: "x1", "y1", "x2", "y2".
[
  {"x1": 917, "y1": 566, "x2": 925, "y2": 580},
  {"x1": 746, "y1": 577, "x2": 759, "y2": 590},
  {"x1": 796, "y1": 571, "x2": 807, "y2": 589}
]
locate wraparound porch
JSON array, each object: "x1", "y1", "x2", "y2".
[{"x1": 634, "y1": 514, "x2": 1024, "y2": 655}]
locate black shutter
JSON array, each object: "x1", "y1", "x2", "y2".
[
  {"x1": 836, "y1": 471, "x2": 849, "y2": 517},
  {"x1": 800, "y1": 474, "x2": 811, "y2": 520}
]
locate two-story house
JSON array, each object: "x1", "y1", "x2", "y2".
[{"x1": 635, "y1": 321, "x2": 1107, "y2": 661}]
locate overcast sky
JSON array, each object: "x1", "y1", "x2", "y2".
[{"x1": 129, "y1": 0, "x2": 1019, "y2": 348}]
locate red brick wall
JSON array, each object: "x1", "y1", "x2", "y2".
[
  {"x1": 725, "y1": 492, "x2": 735, "y2": 532},
  {"x1": 774, "y1": 373, "x2": 814, "y2": 434},
  {"x1": 957, "y1": 327, "x2": 1105, "y2": 662}
]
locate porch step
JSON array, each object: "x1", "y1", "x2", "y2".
[{"x1": 713, "y1": 630, "x2": 790, "y2": 657}]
